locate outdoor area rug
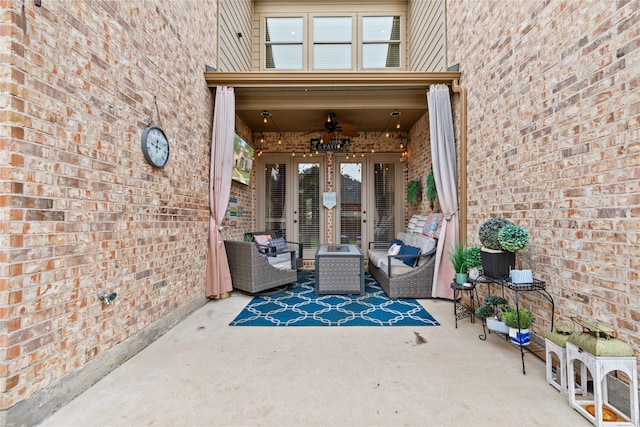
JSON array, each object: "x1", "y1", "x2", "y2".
[{"x1": 230, "y1": 271, "x2": 439, "y2": 326}]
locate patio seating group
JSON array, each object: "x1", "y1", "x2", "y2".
[{"x1": 226, "y1": 216, "x2": 442, "y2": 299}]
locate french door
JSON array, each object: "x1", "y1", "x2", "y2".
[
  {"x1": 335, "y1": 154, "x2": 404, "y2": 252},
  {"x1": 256, "y1": 154, "x2": 325, "y2": 259},
  {"x1": 257, "y1": 153, "x2": 403, "y2": 260}
]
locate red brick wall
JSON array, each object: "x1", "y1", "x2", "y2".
[
  {"x1": 0, "y1": 0, "x2": 218, "y2": 417},
  {"x1": 447, "y1": 0, "x2": 640, "y2": 358}
]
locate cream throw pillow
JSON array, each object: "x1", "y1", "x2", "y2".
[{"x1": 387, "y1": 243, "x2": 402, "y2": 256}]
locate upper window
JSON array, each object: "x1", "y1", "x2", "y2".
[
  {"x1": 265, "y1": 17, "x2": 304, "y2": 70},
  {"x1": 313, "y1": 17, "x2": 353, "y2": 70},
  {"x1": 362, "y1": 16, "x2": 401, "y2": 69},
  {"x1": 262, "y1": 14, "x2": 403, "y2": 71}
]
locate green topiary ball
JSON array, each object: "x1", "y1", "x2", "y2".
[
  {"x1": 498, "y1": 224, "x2": 529, "y2": 252},
  {"x1": 478, "y1": 218, "x2": 514, "y2": 250}
]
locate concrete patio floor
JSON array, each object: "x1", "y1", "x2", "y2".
[{"x1": 39, "y1": 287, "x2": 589, "y2": 427}]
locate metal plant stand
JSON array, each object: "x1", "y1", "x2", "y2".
[{"x1": 474, "y1": 271, "x2": 555, "y2": 374}]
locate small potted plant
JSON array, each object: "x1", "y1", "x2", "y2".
[
  {"x1": 501, "y1": 307, "x2": 533, "y2": 346},
  {"x1": 475, "y1": 295, "x2": 510, "y2": 334},
  {"x1": 448, "y1": 242, "x2": 468, "y2": 284},
  {"x1": 466, "y1": 247, "x2": 482, "y2": 280}
]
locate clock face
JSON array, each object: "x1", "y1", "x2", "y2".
[{"x1": 141, "y1": 126, "x2": 170, "y2": 168}]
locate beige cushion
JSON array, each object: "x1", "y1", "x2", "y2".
[
  {"x1": 412, "y1": 235, "x2": 437, "y2": 266},
  {"x1": 396, "y1": 232, "x2": 412, "y2": 244},
  {"x1": 367, "y1": 249, "x2": 386, "y2": 268},
  {"x1": 379, "y1": 257, "x2": 415, "y2": 277},
  {"x1": 271, "y1": 261, "x2": 294, "y2": 271}
]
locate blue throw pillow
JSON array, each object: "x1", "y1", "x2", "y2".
[
  {"x1": 389, "y1": 239, "x2": 403, "y2": 249},
  {"x1": 399, "y1": 244, "x2": 421, "y2": 267}
]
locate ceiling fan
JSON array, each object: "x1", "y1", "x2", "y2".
[{"x1": 312, "y1": 112, "x2": 360, "y2": 142}]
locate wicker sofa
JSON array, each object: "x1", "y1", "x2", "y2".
[
  {"x1": 367, "y1": 214, "x2": 442, "y2": 299},
  {"x1": 224, "y1": 240, "x2": 297, "y2": 294}
]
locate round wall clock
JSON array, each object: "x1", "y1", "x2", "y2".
[{"x1": 141, "y1": 125, "x2": 170, "y2": 168}]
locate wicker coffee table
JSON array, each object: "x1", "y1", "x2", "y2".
[{"x1": 314, "y1": 244, "x2": 364, "y2": 295}]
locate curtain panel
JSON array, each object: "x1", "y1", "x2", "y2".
[
  {"x1": 428, "y1": 84, "x2": 458, "y2": 300},
  {"x1": 205, "y1": 86, "x2": 235, "y2": 298}
]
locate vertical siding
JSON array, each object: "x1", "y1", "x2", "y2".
[
  {"x1": 408, "y1": 0, "x2": 446, "y2": 71},
  {"x1": 219, "y1": 0, "x2": 252, "y2": 71}
]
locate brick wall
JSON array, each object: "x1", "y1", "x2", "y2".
[
  {"x1": 407, "y1": 112, "x2": 438, "y2": 218},
  {"x1": 0, "y1": 0, "x2": 218, "y2": 422},
  {"x1": 447, "y1": 0, "x2": 640, "y2": 359}
]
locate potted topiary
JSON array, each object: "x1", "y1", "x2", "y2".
[
  {"x1": 501, "y1": 307, "x2": 533, "y2": 346},
  {"x1": 475, "y1": 295, "x2": 510, "y2": 334},
  {"x1": 448, "y1": 242, "x2": 468, "y2": 284},
  {"x1": 466, "y1": 247, "x2": 482, "y2": 280},
  {"x1": 478, "y1": 218, "x2": 530, "y2": 279}
]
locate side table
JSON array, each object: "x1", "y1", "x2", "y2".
[{"x1": 450, "y1": 281, "x2": 476, "y2": 328}]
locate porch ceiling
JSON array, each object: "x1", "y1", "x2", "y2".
[{"x1": 204, "y1": 72, "x2": 462, "y2": 135}]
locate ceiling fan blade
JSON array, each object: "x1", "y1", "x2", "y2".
[
  {"x1": 342, "y1": 129, "x2": 360, "y2": 138},
  {"x1": 322, "y1": 132, "x2": 335, "y2": 142}
]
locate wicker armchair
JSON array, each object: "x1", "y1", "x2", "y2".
[{"x1": 224, "y1": 240, "x2": 297, "y2": 294}]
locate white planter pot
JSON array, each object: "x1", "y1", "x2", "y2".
[
  {"x1": 468, "y1": 267, "x2": 480, "y2": 281},
  {"x1": 510, "y1": 269, "x2": 533, "y2": 284},
  {"x1": 486, "y1": 318, "x2": 509, "y2": 334},
  {"x1": 508, "y1": 327, "x2": 531, "y2": 346}
]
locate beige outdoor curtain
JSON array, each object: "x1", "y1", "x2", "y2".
[
  {"x1": 205, "y1": 86, "x2": 235, "y2": 298},
  {"x1": 428, "y1": 84, "x2": 458, "y2": 300}
]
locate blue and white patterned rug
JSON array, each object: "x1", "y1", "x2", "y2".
[{"x1": 230, "y1": 271, "x2": 439, "y2": 326}]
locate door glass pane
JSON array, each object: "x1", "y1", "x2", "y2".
[
  {"x1": 264, "y1": 162, "x2": 287, "y2": 235},
  {"x1": 298, "y1": 163, "x2": 320, "y2": 254},
  {"x1": 373, "y1": 162, "x2": 396, "y2": 242},
  {"x1": 340, "y1": 162, "x2": 362, "y2": 247}
]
